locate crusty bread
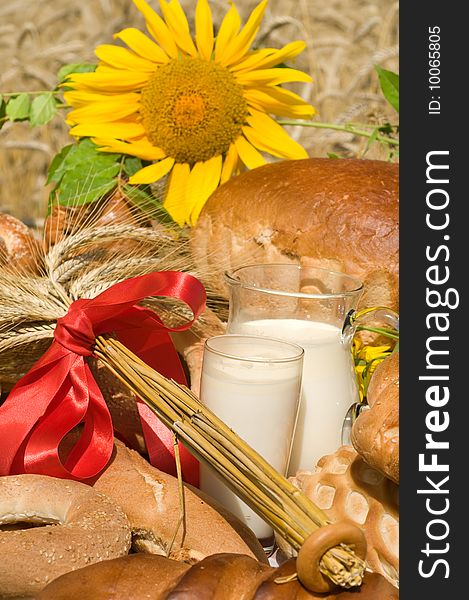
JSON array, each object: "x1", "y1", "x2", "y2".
[
  {"x1": 91, "y1": 439, "x2": 267, "y2": 564},
  {"x1": 351, "y1": 351, "x2": 399, "y2": 483},
  {"x1": 36, "y1": 552, "x2": 399, "y2": 599},
  {"x1": 277, "y1": 446, "x2": 399, "y2": 587},
  {"x1": 190, "y1": 158, "x2": 399, "y2": 311}
]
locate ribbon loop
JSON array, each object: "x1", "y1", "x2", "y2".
[{"x1": 0, "y1": 271, "x2": 206, "y2": 486}]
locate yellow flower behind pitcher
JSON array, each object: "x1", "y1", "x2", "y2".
[
  {"x1": 63, "y1": 0, "x2": 315, "y2": 226},
  {"x1": 353, "y1": 339, "x2": 393, "y2": 402}
]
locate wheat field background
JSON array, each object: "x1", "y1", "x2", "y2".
[{"x1": 0, "y1": 0, "x2": 398, "y2": 226}]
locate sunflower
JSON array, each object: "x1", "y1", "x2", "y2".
[{"x1": 63, "y1": 0, "x2": 315, "y2": 226}]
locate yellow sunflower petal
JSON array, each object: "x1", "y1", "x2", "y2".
[
  {"x1": 164, "y1": 162, "x2": 191, "y2": 227},
  {"x1": 236, "y1": 67, "x2": 312, "y2": 86},
  {"x1": 214, "y1": 3, "x2": 241, "y2": 60},
  {"x1": 66, "y1": 71, "x2": 150, "y2": 92},
  {"x1": 218, "y1": 0, "x2": 268, "y2": 67},
  {"x1": 245, "y1": 87, "x2": 316, "y2": 119},
  {"x1": 133, "y1": 0, "x2": 178, "y2": 58},
  {"x1": 195, "y1": 0, "x2": 214, "y2": 60},
  {"x1": 231, "y1": 41, "x2": 307, "y2": 72},
  {"x1": 187, "y1": 155, "x2": 223, "y2": 226},
  {"x1": 242, "y1": 123, "x2": 307, "y2": 160},
  {"x1": 69, "y1": 121, "x2": 145, "y2": 139},
  {"x1": 129, "y1": 156, "x2": 176, "y2": 184},
  {"x1": 92, "y1": 138, "x2": 166, "y2": 161},
  {"x1": 234, "y1": 136, "x2": 266, "y2": 170},
  {"x1": 113, "y1": 27, "x2": 170, "y2": 63},
  {"x1": 67, "y1": 99, "x2": 140, "y2": 124},
  {"x1": 221, "y1": 143, "x2": 239, "y2": 184},
  {"x1": 63, "y1": 91, "x2": 140, "y2": 109},
  {"x1": 95, "y1": 44, "x2": 158, "y2": 72},
  {"x1": 245, "y1": 110, "x2": 309, "y2": 159},
  {"x1": 158, "y1": 0, "x2": 198, "y2": 57}
]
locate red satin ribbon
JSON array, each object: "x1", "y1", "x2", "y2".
[{"x1": 0, "y1": 271, "x2": 206, "y2": 487}]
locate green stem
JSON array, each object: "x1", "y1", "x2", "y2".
[
  {"x1": 355, "y1": 325, "x2": 399, "y2": 340},
  {"x1": 277, "y1": 119, "x2": 400, "y2": 147},
  {"x1": 1, "y1": 90, "x2": 61, "y2": 97}
]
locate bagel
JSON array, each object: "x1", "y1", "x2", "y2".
[
  {"x1": 0, "y1": 212, "x2": 41, "y2": 274},
  {"x1": 0, "y1": 474, "x2": 131, "y2": 597}
]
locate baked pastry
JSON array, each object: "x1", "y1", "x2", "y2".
[
  {"x1": 190, "y1": 158, "x2": 399, "y2": 311},
  {"x1": 277, "y1": 446, "x2": 399, "y2": 587},
  {"x1": 0, "y1": 474, "x2": 131, "y2": 597},
  {"x1": 36, "y1": 552, "x2": 399, "y2": 599},
  {"x1": 0, "y1": 212, "x2": 41, "y2": 274},
  {"x1": 91, "y1": 439, "x2": 267, "y2": 563},
  {"x1": 351, "y1": 351, "x2": 399, "y2": 483}
]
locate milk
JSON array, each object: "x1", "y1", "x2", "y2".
[
  {"x1": 199, "y1": 336, "x2": 302, "y2": 540},
  {"x1": 232, "y1": 319, "x2": 358, "y2": 473}
]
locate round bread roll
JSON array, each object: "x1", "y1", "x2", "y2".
[
  {"x1": 190, "y1": 158, "x2": 399, "y2": 311},
  {"x1": 36, "y1": 552, "x2": 399, "y2": 599},
  {"x1": 91, "y1": 439, "x2": 267, "y2": 564},
  {"x1": 0, "y1": 212, "x2": 41, "y2": 274},
  {"x1": 0, "y1": 474, "x2": 131, "y2": 597},
  {"x1": 277, "y1": 446, "x2": 399, "y2": 588},
  {"x1": 352, "y1": 351, "x2": 399, "y2": 483}
]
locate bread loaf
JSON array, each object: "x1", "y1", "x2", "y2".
[
  {"x1": 190, "y1": 158, "x2": 399, "y2": 311},
  {"x1": 36, "y1": 552, "x2": 399, "y2": 599},
  {"x1": 351, "y1": 351, "x2": 399, "y2": 483},
  {"x1": 0, "y1": 212, "x2": 41, "y2": 274},
  {"x1": 91, "y1": 439, "x2": 267, "y2": 563}
]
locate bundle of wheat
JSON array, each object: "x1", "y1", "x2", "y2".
[{"x1": 0, "y1": 191, "x2": 225, "y2": 396}]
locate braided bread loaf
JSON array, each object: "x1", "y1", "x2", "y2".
[
  {"x1": 277, "y1": 446, "x2": 399, "y2": 587},
  {"x1": 36, "y1": 552, "x2": 399, "y2": 599}
]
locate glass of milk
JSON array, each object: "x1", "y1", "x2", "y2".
[
  {"x1": 199, "y1": 334, "x2": 303, "y2": 549},
  {"x1": 224, "y1": 263, "x2": 368, "y2": 475}
]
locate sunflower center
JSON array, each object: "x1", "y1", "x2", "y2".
[{"x1": 140, "y1": 57, "x2": 248, "y2": 164}]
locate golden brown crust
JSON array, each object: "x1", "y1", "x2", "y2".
[
  {"x1": 279, "y1": 446, "x2": 399, "y2": 587},
  {"x1": 91, "y1": 440, "x2": 268, "y2": 564},
  {"x1": 36, "y1": 553, "x2": 399, "y2": 599},
  {"x1": 190, "y1": 158, "x2": 399, "y2": 310},
  {"x1": 0, "y1": 212, "x2": 42, "y2": 274},
  {"x1": 0, "y1": 474, "x2": 131, "y2": 597},
  {"x1": 351, "y1": 352, "x2": 399, "y2": 483}
]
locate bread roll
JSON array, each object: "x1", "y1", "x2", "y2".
[
  {"x1": 0, "y1": 474, "x2": 131, "y2": 597},
  {"x1": 351, "y1": 351, "x2": 399, "y2": 483},
  {"x1": 36, "y1": 552, "x2": 399, "y2": 599},
  {"x1": 190, "y1": 158, "x2": 398, "y2": 311}
]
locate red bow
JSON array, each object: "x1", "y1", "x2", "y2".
[{"x1": 0, "y1": 271, "x2": 206, "y2": 486}]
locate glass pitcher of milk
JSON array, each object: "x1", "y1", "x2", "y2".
[{"x1": 224, "y1": 263, "x2": 398, "y2": 475}]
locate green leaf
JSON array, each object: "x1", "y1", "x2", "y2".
[
  {"x1": 57, "y1": 62, "x2": 96, "y2": 84},
  {"x1": 375, "y1": 65, "x2": 399, "y2": 113},
  {"x1": 0, "y1": 99, "x2": 6, "y2": 130},
  {"x1": 46, "y1": 144, "x2": 74, "y2": 185},
  {"x1": 364, "y1": 127, "x2": 379, "y2": 155},
  {"x1": 327, "y1": 152, "x2": 340, "y2": 159},
  {"x1": 48, "y1": 138, "x2": 121, "y2": 207},
  {"x1": 29, "y1": 94, "x2": 58, "y2": 126},
  {"x1": 5, "y1": 93, "x2": 31, "y2": 121},
  {"x1": 123, "y1": 184, "x2": 173, "y2": 224},
  {"x1": 123, "y1": 156, "x2": 145, "y2": 178}
]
